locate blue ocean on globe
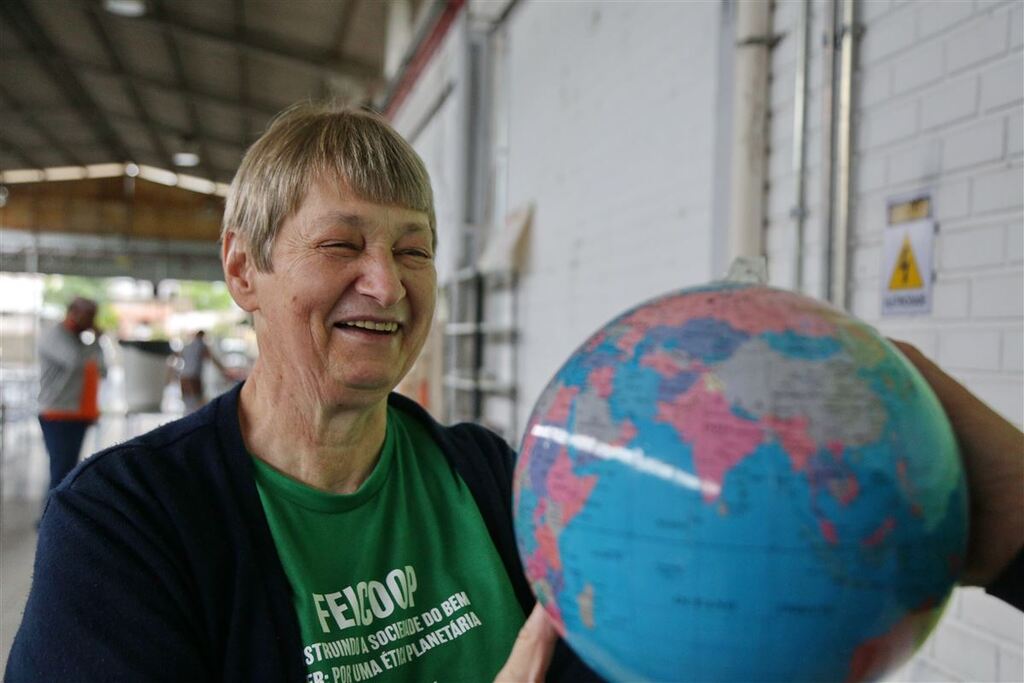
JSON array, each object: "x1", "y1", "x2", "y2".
[{"x1": 513, "y1": 282, "x2": 968, "y2": 682}]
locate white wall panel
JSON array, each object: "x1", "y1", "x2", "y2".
[{"x1": 503, "y1": 0, "x2": 723, "y2": 432}]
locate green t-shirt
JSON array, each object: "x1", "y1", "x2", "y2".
[{"x1": 252, "y1": 406, "x2": 525, "y2": 683}]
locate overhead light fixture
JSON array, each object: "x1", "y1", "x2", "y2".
[
  {"x1": 173, "y1": 137, "x2": 201, "y2": 168},
  {"x1": 172, "y1": 151, "x2": 201, "y2": 167},
  {"x1": 103, "y1": 0, "x2": 147, "y2": 17}
]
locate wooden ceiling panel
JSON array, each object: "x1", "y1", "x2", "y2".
[{"x1": 2, "y1": 177, "x2": 225, "y2": 243}]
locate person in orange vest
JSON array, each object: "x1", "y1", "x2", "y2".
[{"x1": 37, "y1": 297, "x2": 106, "y2": 493}]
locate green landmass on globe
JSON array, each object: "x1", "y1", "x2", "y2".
[{"x1": 513, "y1": 282, "x2": 968, "y2": 683}]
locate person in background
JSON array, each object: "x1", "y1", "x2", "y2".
[
  {"x1": 179, "y1": 329, "x2": 235, "y2": 413},
  {"x1": 36, "y1": 297, "x2": 106, "y2": 494}
]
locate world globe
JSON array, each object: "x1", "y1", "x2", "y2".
[{"x1": 513, "y1": 282, "x2": 968, "y2": 683}]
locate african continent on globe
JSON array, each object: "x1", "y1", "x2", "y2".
[{"x1": 513, "y1": 282, "x2": 968, "y2": 683}]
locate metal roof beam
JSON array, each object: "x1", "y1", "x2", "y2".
[
  {"x1": 82, "y1": 3, "x2": 174, "y2": 168},
  {"x1": 0, "y1": 106, "x2": 247, "y2": 153},
  {"x1": 0, "y1": 0, "x2": 133, "y2": 163},
  {"x1": 79, "y1": 0, "x2": 382, "y2": 86},
  {"x1": 0, "y1": 82, "x2": 85, "y2": 167},
  {"x1": 232, "y1": 0, "x2": 254, "y2": 143},
  {"x1": 148, "y1": 0, "x2": 216, "y2": 181},
  {"x1": 0, "y1": 50, "x2": 282, "y2": 118}
]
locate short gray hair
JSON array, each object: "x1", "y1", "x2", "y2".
[{"x1": 223, "y1": 103, "x2": 435, "y2": 272}]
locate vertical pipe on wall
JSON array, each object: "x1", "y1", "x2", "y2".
[
  {"x1": 831, "y1": 0, "x2": 860, "y2": 310},
  {"x1": 728, "y1": 0, "x2": 773, "y2": 262},
  {"x1": 791, "y1": 0, "x2": 812, "y2": 292},
  {"x1": 821, "y1": 0, "x2": 839, "y2": 303}
]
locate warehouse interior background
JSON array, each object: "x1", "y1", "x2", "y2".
[{"x1": 1, "y1": 0, "x2": 1022, "y2": 678}]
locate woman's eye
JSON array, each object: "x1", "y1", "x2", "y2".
[{"x1": 399, "y1": 249, "x2": 433, "y2": 259}]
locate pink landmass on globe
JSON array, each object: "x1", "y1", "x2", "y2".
[
  {"x1": 587, "y1": 366, "x2": 616, "y2": 399},
  {"x1": 614, "y1": 419, "x2": 638, "y2": 447},
  {"x1": 613, "y1": 289, "x2": 839, "y2": 356},
  {"x1": 534, "y1": 520, "x2": 562, "y2": 572},
  {"x1": 547, "y1": 444, "x2": 599, "y2": 524},
  {"x1": 639, "y1": 349, "x2": 688, "y2": 376},
  {"x1": 764, "y1": 414, "x2": 817, "y2": 472},
  {"x1": 582, "y1": 330, "x2": 607, "y2": 353},
  {"x1": 828, "y1": 475, "x2": 860, "y2": 506},
  {"x1": 547, "y1": 385, "x2": 580, "y2": 424},
  {"x1": 862, "y1": 516, "x2": 896, "y2": 548},
  {"x1": 655, "y1": 379, "x2": 764, "y2": 501},
  {"x1": 819, "y1": 518, "x2": 839, "y2": 545},
  {"x1": 525, "y1": 445, "x2": 598, "y2": 580},
  {"x1": 846, "y1": 605, "x2": 937, "y2": 682}
]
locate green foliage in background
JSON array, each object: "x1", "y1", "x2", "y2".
[
  {"x1": 43, "y1": 276, "x2": 237, "y2": 334},
  {"x1": 178, "y1": 280, "x2": 235, "y2": 311},
  {"x1": 43, "y1": 275, "x2": 119, "y2": 331}
]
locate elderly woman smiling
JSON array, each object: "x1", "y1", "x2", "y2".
[{"x1": 7, "y1": 104, "x2": 590, "y2": 683}]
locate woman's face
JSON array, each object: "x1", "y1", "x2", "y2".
[{"x1": 243, "y1": 177, "x2": 436, "y2": 408}]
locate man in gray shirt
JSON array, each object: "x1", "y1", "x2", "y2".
[
  {"x1": 178, "y1": 330, "x2": 234, "y2": 413},
  {"x1": 37, "y1": 297, "x2": 106, "y2": 493}
]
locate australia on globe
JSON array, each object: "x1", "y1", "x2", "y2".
[{"x1": 513, "y1": 282, "x2": 968, "y2": 683}]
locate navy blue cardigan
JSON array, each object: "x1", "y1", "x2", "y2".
[{"x1": 6, "y1": 385, "x2": 599, "y2": 682}]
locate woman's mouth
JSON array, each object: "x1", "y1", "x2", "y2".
[{"x1": 334, "y1": 320, "x2": 400, "y2": 335}]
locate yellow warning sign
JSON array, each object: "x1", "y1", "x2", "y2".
[
  {"x1": 888, "y1": 236, "x2": 924, "y2": 290},
  {"x1": 887, "y1": 196, "x2": 932, "y2": 224}
]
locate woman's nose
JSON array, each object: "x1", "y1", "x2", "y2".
[{"x1": 354, "y1": 251, "x2": 406, "y2": 308}]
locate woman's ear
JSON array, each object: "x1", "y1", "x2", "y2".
[{"x1": 222, "y1": 230, "x2": 259, "y2": 313}]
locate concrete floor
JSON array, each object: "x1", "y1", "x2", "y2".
[{"x1": 0, "y1": 412, "x2": 176, "y2": 672}]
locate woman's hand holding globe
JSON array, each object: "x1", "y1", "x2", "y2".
[{"x1": 891, "y1": 340, "x2": 1024, "y2": 589}]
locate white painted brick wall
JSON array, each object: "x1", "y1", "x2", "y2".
[
  {"x1": 945, "y1": 11, "x2": 1010, "y2": 74},
  {"x1": 938, "y1": 327, "x2": 1002, "y2": 369},
  {"x1": 973, "y1": 163, "x2": 1024, "y2": 214},
  {"x1": 980, "y1": 53, "x2": 1024, "y2": 112},
  {"x1": 920, "y1": 76, "x2": 978, "y2": 131},
  {"x1": 768, "y1": 0, "x2": 1024, "y2": 680},
  {"x1": 939, "y1": 223, "x2": 1007, "y2": 269},
  {"x1": 502, "y1": 0, "x2": 721, "y2": 426},
  {"x1": 943, "y1": 118, "x2": 1006, "y2": 171}
]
